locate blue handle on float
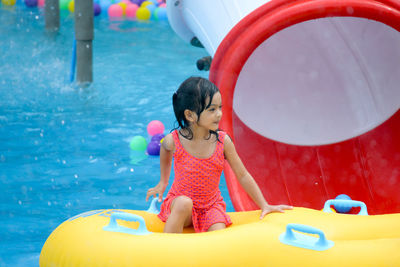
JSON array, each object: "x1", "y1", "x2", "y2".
[
  {"x1": 280, "y1": 224, "x2": 334, "y2": 251},
  {"x1": 103, "y1": 212, "x2": 151, "y2": 235},
  {"x1": 146, "y1": 197, "x2": 163, "y2": 214},
  {"x1": 69, "y1": 38, "x2": 76, "y2": 82},
  {"x1": 323, "y1": 199, "x2": 368, "y2": 215}
]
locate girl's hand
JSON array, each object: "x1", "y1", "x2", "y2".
[
  {"x1": 260, "y1": 204, "x2": 293, "y2": 219},
  {"x1": 146, "y1": 182, "x2": 167, "y2": 202}
]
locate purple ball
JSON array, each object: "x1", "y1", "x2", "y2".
[
  {"x1": 147, "y1": 141, "x2": 161, "y2": 156},
  {"x1": 94, "y1": 3, "x2": 101, "y2": 16},
  {"x1": 130, "y1": 0, "x2": 143, "y2": 6},
  {"x1": 24, "y1": 0, "x2": 37, "y2": 7},
  {"x1": 151, "y1": 133, "x2": 165, "y2": 143}
]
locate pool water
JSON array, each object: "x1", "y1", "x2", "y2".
[{"x1": 0, "y1": 4, "x2": 233, "y2": 266}]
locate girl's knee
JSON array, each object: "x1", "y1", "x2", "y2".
[{"x1": 172, "y1": 196, "x2": 193, "y2": 214}]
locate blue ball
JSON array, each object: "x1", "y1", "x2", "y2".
[
  {"x1": 94, "y1": 3, "x2": 101, "y2": 16},
  {"x1": 151, "y1": 133, "x2": 164, "y2": 142},
  {"x1": 155, "y1": 7, "x2": 167, "y2": 21},
  {"x1": 147, "y1": 141, "x2": 161, "y2": 156},
  {"x1": 99, "y1": 0, "x2": 111, "y2": 14},
  {"x1": 146, "y1": 3, "x2": 156, "y2": 13},
  {"x1": 24, "y1": 0, "x2": 37, "y2": 7},
  {"x1": 334, "y1": 194, "x2": 352, "y2": 213},
  {"x1": 131, "y1": 0, "x2": 143, "y2": 5}
]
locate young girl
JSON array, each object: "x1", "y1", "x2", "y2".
[{"x1": 146, "y1": 77, "x2": 292, "y2": 233}]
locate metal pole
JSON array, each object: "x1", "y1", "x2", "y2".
[
  {"x1": 44, "y1": 0, "x2": 59, "y2": 32},
  {"x1": 74, "y1": 0, "x2": 94, "y2": 84}
]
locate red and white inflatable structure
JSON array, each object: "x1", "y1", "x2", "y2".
[{"x1": 167, "y1": 0, "x2": 400, "y2": 214}]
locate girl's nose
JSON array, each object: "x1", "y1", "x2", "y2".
[{"x1": 217, "y1": 109, "x2": 222, "y2": 118}]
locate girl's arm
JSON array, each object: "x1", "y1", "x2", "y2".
[
  {"x1": 146, "y1": 133, "x2": 174, "y2": 202},
  {"x1": 224, "y1": 134, "x2": 292, "y2": 218}
]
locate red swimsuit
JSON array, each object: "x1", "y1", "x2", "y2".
[{"x1": 158, "y1": 130, "x2": 232, "y2": 232}]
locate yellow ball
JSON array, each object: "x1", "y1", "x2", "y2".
[
  {"x1": 136, "y1": 7, "x2": 151, "y2": 20},
  {"x1": 118, "y1": 2, "x2": 127, "y2": 15},
  {"x1": 1, "y1": 0, "x2": 16, "y2": 5},
  {"x1": 141, "y1": 1, "x2": 152, "y2": 7},
  {"x1": 68, "y1": 0, "x2": 74, "y2": 13}
]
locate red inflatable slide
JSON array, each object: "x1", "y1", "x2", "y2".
[{"x1": 167, "y1": 0, "x2": 400, "y2": 214}]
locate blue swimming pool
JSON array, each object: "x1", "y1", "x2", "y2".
[{"x1": 0, "y1": 4, "x2": 233, "y2": 266}]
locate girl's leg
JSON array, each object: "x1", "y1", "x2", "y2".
[
  {"x1": 163, "y1": 196, "x2": 193, "y2": 233},
  {"x1": 207, "y1": 223, "x2": 226, "y2": 232}
]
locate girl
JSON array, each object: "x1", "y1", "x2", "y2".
[{"x1": 146, "y1": 77, "x2": 292, "y2": 233}]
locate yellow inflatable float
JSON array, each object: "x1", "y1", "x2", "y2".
[{"x1": 40, "y1": 199, "x2": 400, "y2": 267}]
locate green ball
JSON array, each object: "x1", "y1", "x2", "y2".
[
  {"x1": 59, "y1": 0, "x2": 70, "y2": 10},
  {"x1": 129, "y1": 136, "x2": 148, "y2": 151}
]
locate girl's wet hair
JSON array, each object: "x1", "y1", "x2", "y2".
[{"x1": 172, "y1": 76, "x2": 220, "y2": 141}]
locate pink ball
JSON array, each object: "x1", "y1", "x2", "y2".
[
  {"x1": 147, "y1": 120, "x2": 165, "y2": 136},
  {"x1": 38, "y1": 0, "x2": 44, "y2": 7},
  {"x1": 126, "y1": 3, "x2": 139, "y2": 18},
  {"x1": 108, "y1": 4, "x2": 123, "y2": 17},
  {"x1": 158, "y1": 3, "x2": 166, "y2": 7}
]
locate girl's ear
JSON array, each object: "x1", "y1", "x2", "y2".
[{"x1": 184, "y1": 109, "x2": 196, "y2": 123}]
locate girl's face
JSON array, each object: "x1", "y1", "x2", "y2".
[{"x1": 197, "y1": 92, "x2": 223, "y2": 131}]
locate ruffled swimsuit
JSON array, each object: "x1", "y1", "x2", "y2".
[{"x1": 158, "y1": 130, "x2": 232, "y2": 232}]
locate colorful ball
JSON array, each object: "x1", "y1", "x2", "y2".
[
  {"x1": 38, "y1": 0, "x2": 45, "y2": 7},
  {"x1": 118, "y1": 1, "x2": 128, "y2": 15},
  {"x1": 59, "y1": 0, "x2": 69, "y2": 9},
  {"x1": 147, "y1": 120, "x2": 164, "y2": 136},
  {"x1": 99, "y1": 0, "x2": 111, "y2": 13},
  {"x1": 130, "y1": 136, "x2": 148, "y2": 151},
  {"x1": 154, "y1": 7, "x2": 167, "y2": 20},
  {"x1": 108, "y1": 4, "x2": 123, "y2": 17},
  {"x1": 151, "y1": 133, "x2": 165, "y2": 142},
  {"x1": 140, "y1": 0, "x2": 152, "y2": 7},
  {"x1": 125, "y1": 3, "x2": 138, "y2": 18},
  {"x1": 147, "y1": 141, "x2": 161, "y2": 156},
  {"x1": 94, "y1": 3, "x2": 101, "y2": 16},
  {"x1": 145, "y1": 3, "x2": 155, "y2": 13},
  {"x1": 158, "y1": 2, "x2": 165, "y2": 8},
  {"x1": 1, "y1": 0, "x2": 16, "y2": 5},
  {"x1": 136, "y1": 7, "x2": 151, "y2": 20},
  {"x1": 130, "y1": 0, "x2": 143, "y2": 6},
  {"x1": 24, "y1": 0, "x2": 38, "y2": 7},
  {"x1": 68, "y1": 0, "x2": 74, "y2": 13},
  {"x1": 334, "y1": 194, "x2": 352, "y2": 213}
]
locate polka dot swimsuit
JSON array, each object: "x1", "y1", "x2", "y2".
[{"x1": 158, "y1": 130, "x2": 232, "y2": 232}]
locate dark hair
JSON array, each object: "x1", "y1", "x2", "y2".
[{"x1": 172, "y1": 76, "x2": 220, "y2": 141}]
